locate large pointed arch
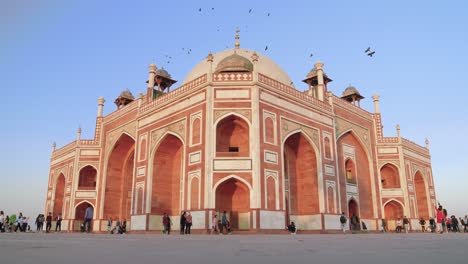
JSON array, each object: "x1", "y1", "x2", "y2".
[
  {"x1": 380, "y1": 163, "x2": 401, "y2": 188},
  {"x1": 149, "y1": 133, "x2": 184, "y2": 215},
  {"x1": 337, "y1": 130, "x2": 376, "y2": 219},
  {"x1": 214, "y1": 113, "x2": 251, "y2": 157},
  {"x1": 52, "y1": 173, "x2": 66, "y2": 217},
  {"x1": 414, "y1": 171, "x2": 430, "y2": 219},
  {"x1": 282, "y1": 130, "x2": 322, "y2": 223},
  {"x1": 102, "y1": 133, "x2": 135, "y2": 221}
]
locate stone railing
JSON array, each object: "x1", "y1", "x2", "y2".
[
  {"x1": 103, "y1": 99, "x2": 138, "y2": 122},
  {"x1": 380, "y1": 137, "x2": 399, "y2": 144},
  {"x1": 258, "y1": 73, "x2": 332, "y2": 112},
  {"x1": 139, "y1": 74, "x2": 207, "y2": 114},
  {"x1": 402, "y1": 138, "x2": 429, "y2": 154},
  {"x1": 332, "y1": 95, "x2": 373, "y2": 119},
  {"x1": 213, "y1": 72, "x2": 253, "y2": 82},
  {"x1": 52, "y1": 140, "x2": 76, "y2": 158},
  {"x1": 80, "y1": 139, "x2": 97, "y2": 145}
]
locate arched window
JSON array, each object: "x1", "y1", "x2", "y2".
[
  {"x1": 380, "y1": 164, "x2": 400, "y2": 188},
  {"x1": 345, "y1": 159, "x2": 357, "y2": 183},
  {"x1": 264, "y1": 117, "x2": 275, "y2": 144},
  {"x1": 266, "y1": 176, "x2": 276, "y2": 210},
  {"x1": 78, "y1": 166, "x2": 97, "y2": 188},
  {"x1": 216, "y1": 115, "x2": 249, "y2": 157},
  {"x1": 139, "y1": 138, "x2": 147, "y2": 161},
  {"x1": 191, "y1": 118, "x2": 201, "y2": 145}
]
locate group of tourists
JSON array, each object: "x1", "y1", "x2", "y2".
[
  {"x1": 0, "y1": 210, "x2": 63, "y2": 233},
  {"x1": 211, "y1": 211, "x2": 232, "y2": 235},
  {"x1": 106, "y1": 217, "x2": 127, "y2": 234},
  {"x1": 161, "y1": 211, "x2": 193, "y2": 235}
]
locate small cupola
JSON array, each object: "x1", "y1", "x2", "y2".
[
  {"x1": 215, "y1": 54, "x2": 253, "y2": 73},
  {"x1": 341, "y1": 84, "x2": 365, "y2": 107},
  {"x1": 114, "y1": 88, "x2": 135, "y2": 109}
]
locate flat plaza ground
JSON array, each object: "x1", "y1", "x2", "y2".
[{"x1": 1, "y1": 233, "x2": 467, "y2": 264}]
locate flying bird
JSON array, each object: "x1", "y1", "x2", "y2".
[
  {"x1": 367, "y1": 51, "x2": 375, "y2": 57},
  {"x1": 265, "y1": 45, "x2": 268, "y2": 51},
  {"x1": 198, "y1": 8, "x2": 201, "y2": 12},
  {"x1": 267, "y1": 13, "x2": 270, "y2": 16},
  {"x1": 309, "y1": 53, "x2": 313, "y2": 57},
  {"x1": 212, "y1": 7, "x2": 215, "y2": 10},
  {"x1": 249, "y1": 9, "x2": 252, "y2": 13},
  {"x1": 365, "y1": 47, "x2": 371, "y2": 53}
]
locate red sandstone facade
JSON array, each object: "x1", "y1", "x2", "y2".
[{"x1": 45, "y1": 46, "x2": 436, "y2": 232}]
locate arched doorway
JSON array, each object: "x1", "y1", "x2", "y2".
[
  {"x1": 216, "y1": 115, "x2": 250, "y2": 157},
  {"x1": 74, "y1": 202, "x2": 93, "y2": 231},
  {"x1": 103, "y1": 134, "x2": 135, "y2": 222},
  {"x1": 414, "y1": 172, "x2": 429, "y2": 219},
  {"x1": 348, "y1": 199, "x2": 360, "y2": 230},
  {"x1": 380, "y1": 164, "x2": 400, "y2": 188},
  {"x1": 215, "y1": 178, "x2": 250, "y2": 230},
  {"x1": 337, "y1": 132, "x2": 373, "y2": 219},
  {"x1": 384, "y1": 200, "x2": 404, "y2": 231},
  {"x1": 283, "y1": 132, "x2": 319, "y2": 225},
  {"x1": 151, "y1": 134, "x2": 183, "y2": 216},
  {"x1": 53, "y1": 174, "x2": 66, "y2": 217},
  {"x1": 78, "y1": 166, "x2": 97, "y2": 189}
]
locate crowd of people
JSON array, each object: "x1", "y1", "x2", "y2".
[{"x1": 2, "y1": 203, "x2": 468, "y2": 235}]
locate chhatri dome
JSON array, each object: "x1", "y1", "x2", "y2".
[{"x1": 183, "y1": 29, "x2": 293, "y2": 86}]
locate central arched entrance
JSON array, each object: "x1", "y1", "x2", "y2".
[
  {"x1": 348, "y1": 199, "x2": 360, "y2": 230},
  {"x1": 384, "y1": 200, "x2": 404, "y2": 231},
  {"x1": 151, "y1": 134, "x2": 183, "y2": 215},
  {"x1": 215, "y1": 178, "x2": 250, "y2": 230},
  {"x1": 414, "y1": 172, "x2": 429, "y2": 219},
  {"x1": 283, "y1": 132, "x2": 319, "y2": 225},
  {"x1": 53, "y1": 174, "x2": 66, "y2": 217},
  {"x1": 103, "y1": 134, "x2": 135, "y2": 222}
]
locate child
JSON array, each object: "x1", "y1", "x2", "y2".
[{"x1": 226, "y1": 220, "x2": 232, "y2": 234}]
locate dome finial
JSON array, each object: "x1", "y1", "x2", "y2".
[{"x1": 235, "y1": 27, "x2": 240, "y2": 48}]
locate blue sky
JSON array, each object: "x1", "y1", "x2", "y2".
[{"x1": 1, "y1": 0, "x2": 467, "y2": 219}]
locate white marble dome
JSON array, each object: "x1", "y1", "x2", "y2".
[{"x1": 183, "y1": 48, "x2": 293, "y2": 85}]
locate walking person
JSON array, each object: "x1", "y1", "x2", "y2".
[
  {"x1": 45, "y1": 212, "x2": 52, "y2": 233},
  {"x1": 221, "y1": 211, "x2": 228, "y2": 234},
  {"x1": 350, "y1": 214, "x2": 359, "y2": 233},
  {"x1": 429, "y1": 218, "x2": 436, "y2": 233},
  {"x1": 463, "y1": 215, "x2": 468, "y2": 232},
  {"x1": 339, "y1": 212, "x2": 347, "y2": 233},
  {"x1": 180, "y1": 211, "x2": 186, "y2": 235},
  {"x1": 396, "y1": 218, "x2": 402, "y2": 233},
  {"x1": 435, "y1": 204, "x2": 444, "y2": 233},
  {"x1": 35, "y1": 214, "x2": 43, "y2": 232},
  {"x1": 107, "y1": 217, "x2": 113, "y2": 234},
  {"x1": 5, "y1": 215, "x2": 10, "y2": 232},
  {"x1": 162, "y1": 213, "x2": 169, "y2": 234},
  {"x1": 113, "y1": 219, "x2": 121, "y2": 234},
  {"x1": 16, "y1": 213, "x2": 24, "y2": 232},
  {"x1": 121, "y1": 219, "x2": 127, "y2": 234},
  {"x1": 185, "y1": 212, "x2": 192, "y2": 234},
  {"x1": 0, "y1": 211, "x2": 4, "y2": 232},
  {"x1": 211, "y1": 214, "x2": 219, "y2": 235},
  {"x1": 84, "y1": 204, "x2": 93, "y2": 233},
  {"x1": 55, "y1": 214, "x2": 62, "y2": 232},
  {"x1": 403, "y1": 216, "x2": 409, "y2": 233},
  {"x1": 381, "y1": 219, "x2": 388, "y2": 233},
  {"x1": 419, "y1": 218, "x2": 426, "y2": 232}
]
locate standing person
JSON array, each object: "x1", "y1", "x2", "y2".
[
  {"x1": 451, "y1": 216, "x2": 460, "y2": 232},
  {"x1": 403, "y1": 216, "x2": 409, "y2": 233},
  {"x1": 185, "y1": 212, "x2": 192, "y2": 234},
  {"x1": 55, "y1": 214, "x2": 62, "y2": 232},
  {"x1": 121, "y1": 219, "x2": 127, "y2": 234},
  {"x1": 22, "y1": 217, "x2": 29, "y2": 232},
  {"x1": 114, "y1": 219, "x2": 121, "y2": 234},
  {"x1": 339, "y1": 212, "x2": 347, "y2": 233},
  {"x1": 35, "y1": 214, "x2": 42, "y2": 232},
  {"x1": 162, "y1": 213, "x2": 168, "y2": 234},
  {"x1": 107, "y1": 217, "x2": 113, "y2": 234},
  {"x1": 180, "y1": 211, "x2": 186, "y2": 235},
  {"x1": 435, "y1": 204, "x2": 444, "y2": 233},
  {"x1": 419, "y1": 218, "x2": 426, "y2": 232},
  {"x1": 287, "y1": 221, "x2": 297, "y2": 234},
  {"x1": 5, "y1": 215, "x2": 10, "y2": 232},
  {"x1": 350, "y1": 214, "x2": 359, "y2": 233},
  {"x1": 429, "y1": 218, "x2": 436, "y2": 233},
  {"x1": 84, "y1": 204, "x2": 93, "y2": 233},
  {"x1": 221, "y1": 211, "x2": 228, "y2": 234},
  {"x1": 381, "y1": 219, "x2": 388, "y2": 233},
  {"x1": 16, "y1": 213, "x2": 24, "y2": 232},
  {"x1": 0, "y1": 211, "x2": 4, "y2": 232},
  {"x1": 166, "y1": 214, "x2": 172, "y2": 235},
  {"x1": 464, "y1": 215, "x2": 468, "y2": 232},
  {"x1": 211, "y1": 214, "x2": 219, "y2": 235},
  {"x1": 45, "y1": 212, "x2": 52, "y2": 233}
]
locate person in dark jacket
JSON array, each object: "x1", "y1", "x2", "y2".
[{"x1": 180, "y1": 211, "x2": 186, "y2": 235}]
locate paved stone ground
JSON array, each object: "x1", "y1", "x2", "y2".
[{"x1": 1, "y1": 233, "x2": 467, "y2": 264}]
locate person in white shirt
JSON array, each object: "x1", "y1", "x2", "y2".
[{"x1": 0, "y1": 211, "x2": 4, "y2": 232}]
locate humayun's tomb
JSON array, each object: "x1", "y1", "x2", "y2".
[{"x1": 45, "y1": 35, "x2": 436, "y2": 232}]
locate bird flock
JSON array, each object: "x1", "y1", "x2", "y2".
[{"x1": 158, "y1": 7, "x2": 376, "y2": 67}]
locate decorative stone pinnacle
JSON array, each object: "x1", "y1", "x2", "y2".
[
  {"x1": 372, "y1": 94, "x2": 380, "y2": 101},
  {"x1": 206, "y1": 52, "x2": 214, "y2": 62},
  {"x1": 396, "y1": 124, "x2": 401, "y2": 137},
  {"x1": 98, "y1": 97, "x2": 105, "y2": 104},
  {"x1": 425, "y1": 138, "x2": 430, "y2": 149},
  {"x1": 149, "y1": 63, "x2": 157, "y2": 72},
  {"x1": 77, "y1": 126, "x2": 82, "y2": 134},
  {"x1": 235, "y1": 27, "x2": 240, "y2": 48},
  {"x1": 314, "y1": 60, "x2": 323, "y2": 70},
  {"x1": 52, "y1": 142, "x2": 56, "y2": 151},
  {"x1": 138, "y1": 93, "x2": 143, "y2": 99}
]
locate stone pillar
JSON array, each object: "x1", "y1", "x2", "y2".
[
  {"x1": 372, "y1": 93, "x2": 380, "y2": 113},
  {"x1": 327, "y1": 91, "x2": 333, "y2": 105},
  {"x1": 147, "y1": 63, "x2": 157, "y2": 101},
  {"x1": 97, "y1": 97, "x2": 105, "y2": 117},
  {"x1": 314, "y1": 61, "x2": 325, "y2": 101},
  {"x1": 396, "y1": 124, "x2": 401, "y2": 138},
  {"x1": 137, "y1": 93, "x2": 143, "y2": 107},
  {"x1": 52, "y1": 142, "x2": 56, "y2": 152},
  {"x1": 425, "y1": 138, "x2": 430, "y2": 150}
]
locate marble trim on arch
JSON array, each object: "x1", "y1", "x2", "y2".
[
  {"x1": 149, "y1": 118, "x2": 187, "y2": 151},
  {"x1": 214, "y1": 109, "x2": 252, "y2": 123},
  {"x1": 104, "y1": 121, "x2": 137, "y2": 160},
  {"x1": 335, "y1": 116, "x2": 372, "y2": 158},
  {"x1": 279, "y1": 117, "x2": 320, "y2": 148},
  {"x1": 378, "y1": 160, "x2": 401, "y2": 170}
]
